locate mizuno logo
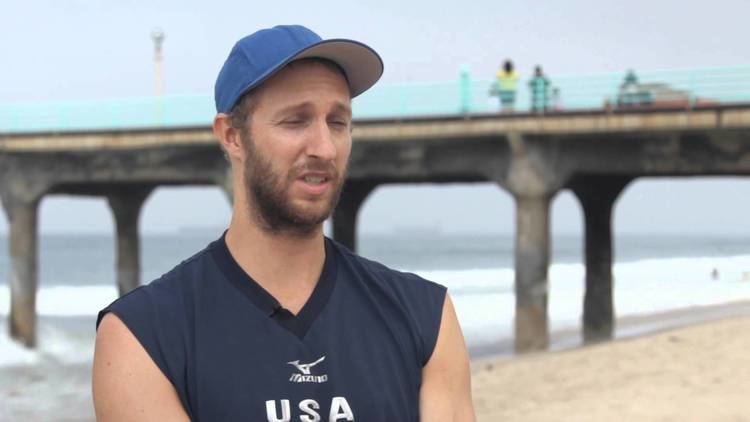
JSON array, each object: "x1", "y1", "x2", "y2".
[
  {"x1": 287, "y1": 356, "x2": 325, "y2": 375},
  {"x1": 287, "y1": 356, "x2": 328, "y2": 383}
]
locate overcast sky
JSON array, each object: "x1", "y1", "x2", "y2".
[{"x1": 1, "y1": 0, "x2": 749, "y2": 235}]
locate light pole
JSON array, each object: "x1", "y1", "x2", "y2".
[{"x1": 151, "y1": 28, "x2": 165, "y2": 96}]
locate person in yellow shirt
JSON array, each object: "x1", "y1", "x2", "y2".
[{"x1": 494, "y1": 60, "x2": 518, "y2": 112}]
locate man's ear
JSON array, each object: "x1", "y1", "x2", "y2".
[{"x1": 213, "y1": 113, "x2": 244, "y2": 161}]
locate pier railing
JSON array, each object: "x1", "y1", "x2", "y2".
[{"x1": 1, "y1": 65, "x2": 749, "y2": 133}]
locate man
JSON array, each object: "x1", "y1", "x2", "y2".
[
  {"x1": 529, "y1": 65, "x2": 550, "y2": 113},
  {"x1": 93, "y1": 25, "x2": 475, "y2": 421}
]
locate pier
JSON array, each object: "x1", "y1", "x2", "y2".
[{"x1": 2, "y1": 66, "x2": 750, "y2": 352}]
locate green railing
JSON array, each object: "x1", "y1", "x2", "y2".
[{"x1": 2, "y1": 65, "x2": 750, "y2": 133}]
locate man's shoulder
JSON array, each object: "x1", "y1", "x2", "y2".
[
  {"x1": 328, "y1": 238, "x2": 448, "y2": 366},
  {"x1": 94, "y1": 241, "x2": 214, "y2": 417},
  {"x1": 97, "y1": 239, "x2": 218, "y2": 328},
  {"x1": 328, "y1": 238, "x2": 446, "y2": 293},
  {"x1": 142, "y1": 240, "x2": 216, "y2": 294}
]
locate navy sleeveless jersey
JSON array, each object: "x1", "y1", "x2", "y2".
[{"x1": 97, "y1": 234, "x2": 446, "y2": 421}]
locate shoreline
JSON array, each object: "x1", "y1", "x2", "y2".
[{"x1": 468, "y1": 298, "x2": 750, "y2": 360}]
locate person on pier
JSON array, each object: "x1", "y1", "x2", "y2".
[
  {"x1": 494, "y1": 59, "x2": 519, "y2": 112},
  {"x1": 529, "y1": 65, "x2": 551, "y2": 113}
]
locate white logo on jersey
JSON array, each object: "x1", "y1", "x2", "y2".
[
  {"x1": 287, "y1": 356, "x2": 328, "y2": 383},
  {"x1": 287, "y1": 356, "x2": 325, "y2": 375},
  {"x1": 265, "y1": 397, "x2": 354, "y2": 421}
]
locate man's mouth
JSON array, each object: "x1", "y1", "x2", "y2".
[
  {"x1": 295, "y1": 172, "x2": 335, "y2": 196},
  {"x1": 302, "y1": 175, "x2": 328, "y2": 184}
]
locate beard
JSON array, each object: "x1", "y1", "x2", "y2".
[{"x1": 242, "y1": 134, "x2": 346, "y2": 236}]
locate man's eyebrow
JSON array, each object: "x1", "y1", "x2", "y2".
[
  {"x1": 330, "y1": 102, "x2": 352, "y2": 117},
  {"x1": 271, "y1": 102, "x2": 312, "y2": 118},
  {"x1": 271, "y1": 101, "x2": 352, "y2": 118}
]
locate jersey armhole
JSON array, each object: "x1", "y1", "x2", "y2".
[
  {"x1": 98, "y1": 308, "x2": 174, "y2": 385},
  {"x1": 96, "y1": 290, "x2": 185, "y2": 405},
  {"x1": 421, "y1": 285, "x2": 448, "y2": 367}
]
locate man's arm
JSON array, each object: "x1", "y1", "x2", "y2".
[
  {"x1": 92, "y1": 313, "x2": 190, "y2": 422},
  {"x1": 419, "y1": 294, "x2": 476, "y2": 421}
]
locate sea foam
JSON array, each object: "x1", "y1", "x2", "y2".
[{"x1": 413, "y1": 254, "x2": 750, "y2": 346}]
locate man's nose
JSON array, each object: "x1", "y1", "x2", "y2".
[{"x1": 305, "y1": 119, "x2": 337, "y2": 161}]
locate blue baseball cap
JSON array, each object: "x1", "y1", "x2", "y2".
[{"x1": 214, "y1": 25, "x2": 384, "y2": 113}]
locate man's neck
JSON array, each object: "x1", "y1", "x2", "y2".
[{"x1": 224, "y1": 214, "x2": 327, "y2": 315}]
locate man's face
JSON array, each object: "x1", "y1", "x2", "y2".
[{"x1": 239, "y1": 61, "x2": 353, "y2": 235}]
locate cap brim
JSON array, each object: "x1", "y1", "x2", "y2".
[{"x1": 290, "y1": 39, "x2": 384, "y2": 98}]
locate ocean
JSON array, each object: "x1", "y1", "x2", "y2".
[{"x1": 1, "y1": 231, "x2": 750, "y2": 366}]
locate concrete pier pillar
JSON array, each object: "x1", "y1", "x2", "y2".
[
  {"x1": 571, "y1": 176, "x2": 631, "y2": 344},
  {"x1": 512, "y1": 193, "x2": 552, "y2": 353},
  {"x1": 501, "y1": 133, "x2": 561, "y2": 353},
  {"x1": 332, "y1": 181, "x2": 377, "y2": 251},
  {"x1": 2, "y1": 198, "x2": 41, "y2": 347},
  {"x1": 107, "y1": 187, "x2": 153, "y2": 296}
]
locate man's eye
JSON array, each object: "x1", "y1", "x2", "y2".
[
  {"x1": 329, "y1": 120, "x2": 349, "y2": 127},
  {"x1": 282, "y1": 119, "x2": 306, "y2": 126}
]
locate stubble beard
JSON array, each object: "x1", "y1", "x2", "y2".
[{"x1": 241, "y1": 133, "x2": 347, "y2": 237}]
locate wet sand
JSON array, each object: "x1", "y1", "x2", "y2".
[{"x1": 0, "y1": 362, "x2": 94, "y2": 422}]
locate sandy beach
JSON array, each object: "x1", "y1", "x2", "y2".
[
  {"x1": 473, "y1": 314, "x2": 750, "y2": 421},
  {"x1": 2, "y1": 306, "x2": 750, "y2": 421}
]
